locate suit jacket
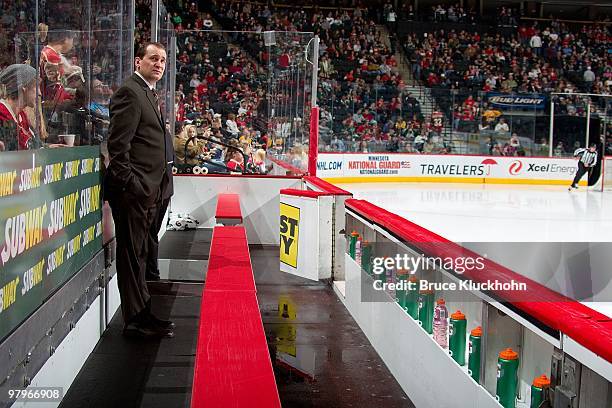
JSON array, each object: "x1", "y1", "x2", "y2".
[{"x1": 104, "y1": 74, "x2": 174, "y2": 206}]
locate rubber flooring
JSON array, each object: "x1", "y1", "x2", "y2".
[{"x1": 61, "y1": 244, "x2": 413, "y2": 407}]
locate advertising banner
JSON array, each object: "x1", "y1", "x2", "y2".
[
  {"x1": 317, "y1": 153, "x2": 582, "y2": 185},
  {"x1": 280, "y1": 202, "x2": 300, "y2": 269},
  {"x1": 280, "y1": 192, "x2": 333, "y2": 281},
  {"x1": 0, "y1": 147, "x2": 103, "y2": 341},
  {"x1": 487, "y1": 93, "x2": 546, "y2": 110}
]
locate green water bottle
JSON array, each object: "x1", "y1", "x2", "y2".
[
  {"x1": 384, "y1": 257, "x2": 394, "y2": 285},
  {"x1": 468, "y1": 326, "x2": 482, "y2": 383},
  {"x1": 405, "y1": 276, "x2": 419, "y2": 319},
  {"x1": 378, "y1": 255, "x2": 389, "y2": 283},
  {"x1": 417, "y1": 289, "x2": 434, "y2": 334},
  {"x1": 396, "y1": 268, "x2": 408, "y2": 307},
  {"x1": 361, "y1": 241, "x2": 372, "y2": 275},
  {"x1": 349, "y1": 231, "x2": 359, "y2": 259},
  {"x1": 449, "y1": 310, "x2": 467, "y2": 366},
  {"x1": 530, "y1": 375, "x2": 550, "y2": 408},
  {"x1": 496, "y1": 348, "x2": 519, "y2": 408}
]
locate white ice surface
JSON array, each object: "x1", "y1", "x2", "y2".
[{"x1": 340, "y1": 182, "x2": 612, "y2": 316}]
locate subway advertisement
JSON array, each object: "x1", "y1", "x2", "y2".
[
  {"x1": 0, "y1": 146, "x2": 103, "y2": 341},
  {"x1": 316, "y1": 153, "x2": 583, "y2": 185}
]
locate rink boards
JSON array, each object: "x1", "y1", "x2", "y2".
[
  {"x1": 318, "y1": 153, "x2": 588, "y2": 186},
  {"x1": 339, "y1": 182, "x2": 612, "y2": 312}
]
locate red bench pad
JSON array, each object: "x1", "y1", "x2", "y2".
[
  {"x1": 191, "y1": 290, "x2": 281, "y2": 408},
  {"x1": 205, "y1": 226, "x2": 255, "y2": 292},
  {"x1": 216, "y1": 193, "x2": 242, "y2": 221}
]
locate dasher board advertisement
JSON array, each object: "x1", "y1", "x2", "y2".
[
  {"x1": 317, "y1": 153, "x2": 583, "y2": 185},
  {"x1": 280, "y1": 202, "x2": 300, "y2": 269},
  {"x1": 0, "y1": 146, "x2": 103, "y2": 342},
  {"x1": 279, "y1": 195, "x2": 319, "y2": 281}
]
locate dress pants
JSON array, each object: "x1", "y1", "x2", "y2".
[
  {"x1": 109, "y1": 192, "x2": 157, "y2": 324},
  {"x1": 571, "y1": 162, "x2": 589, "y2": 187},
  {"x1": 146, "y1": 196, "x2": 171, "y2": 278}
]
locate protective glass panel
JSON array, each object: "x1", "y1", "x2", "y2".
[
  {"x1": 14, "y1": 28, "x2": 134, "y2": 148},
  {"x1": 323, "y1": 86, "x2": 552, "y2": 157},
  {"x1": 3, "y1": 0, "x2": 134, "y2": 152},
  {"x1": 172, "y1": 29, "x2": 315, "y2": 176},
  {"x1": 603, "y1": 97, "x2": 612, "y2": 156},
  {"x1": 552, "y1": 94, "x2": 590, "y2": 157}
]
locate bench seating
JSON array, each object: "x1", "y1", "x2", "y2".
[
  {"x1": 191, "y1": 194, "x2": 280, "y2": 408},
  {"x1": 215, "y1": 193, "x2": 243, "y2": 225}
]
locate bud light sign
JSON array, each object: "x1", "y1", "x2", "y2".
[{"x1": 487, "y1": 93, "x2": 546, "y2": 110}]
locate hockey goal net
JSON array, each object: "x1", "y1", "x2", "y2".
[{"x1": 602, "y1": 157, "x2": 612, "y2": 191}]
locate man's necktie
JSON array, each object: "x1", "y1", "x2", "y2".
[
  {"x1": 152, "y1": 89, "x2": 162, "y2": 115},
  {"x1": 152, "y1": 89, "x2": 173, "y2": 164}
]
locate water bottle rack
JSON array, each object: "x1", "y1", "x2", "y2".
[
  {"x1": 334, "y1": 208, "x2": 612, "y2": 408},
  {"x1": 341, "y1": 254, "x2": 501, "y2": 408}
]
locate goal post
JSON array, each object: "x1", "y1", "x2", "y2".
[{"x1": 600, "y1": 156, "x2": 612, "y2": 191}]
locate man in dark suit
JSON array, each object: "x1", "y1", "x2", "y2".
[
  {"x1": 105, "y1": 42, "x2": 175, "y2": 338},
  {"x1": 146, "y1": 132, "x2": 173, "y2": 281},
  {"x1": 145, "y1": 180, "x2": 172, "y2": 281}
]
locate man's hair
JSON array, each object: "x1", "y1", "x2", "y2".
[
  {"x1": 589, "y1": 143, "x2": 597, "y2": 148},
  {"x1": 46, "y1": 30, "x2": 75, "y2": 44},
  {"x1": 135, "y1": 42, "x2": 167, "y2": 59}
]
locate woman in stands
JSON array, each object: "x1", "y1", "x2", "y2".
[
  {"x1": 174, "y1": 124, "x2": 207, "y2": 165},
  {"x1": 0, "y1": 64, "x2": 39, "y2": 151},
  {"x1": 252, "y1": 149, "x2": 269, "y2": 174},
  {"x1": 358, "y1": 140, "x2": 369, "y2": 153}
]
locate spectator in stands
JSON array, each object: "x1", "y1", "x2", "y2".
[
  {"x1": 414, "y1": 134, "x2": 426, "y2": 153},
  {"x1": 387, "y1": 7, "x2": 397, "y2": 31},
  {"x1": 174, "y1": 124, "x2": 206, "y2": 165},
  {"x1": 0, "y1": 64, "x2": 39, "y2": 151},
  {"x1": 89, "y1": 79, "x2": 110, "y2": 119},
  {"x1": 189, "y1": 73, "x2": 201, "y2": 89},
  {"x1": 331, "y1": 134, "x2": 346, "y2": 152},
  {"x1": 202, "y1": 14, "x2": 214, "y2": 29},
  {"x1": 42, "y1": 58, "x2": 73, "y2": 103},
  {"x1": 554, "y1": 141, "x2": 566, "y2": 157},
  {"x1": 354, "y1": 139, "x2": 366, "y2": 153},
  {"x1": 40, "y1": 30, "x2": 76, "y2": 89},
  {"x1": 495, "y1": 118, "x2": 510, "y2": 134},
  {"x1": 225, "y1": 147, "x2": 244, "y2": 172},
  {"x1": 320, "y1": 55, "x2": 335, "y2": 79},
  {"x1": 529, "y1": 30, "x2": 542, "y2": 56},
  {"x1": 501, "y1": 142, "x2": 516, "y2": 156},
  {"x1": 583, "y1": 67, "x2": 596, "y2": 91},
  {"x1": 225, "y1": 113, "x2": 239, "y2": 138},
  {"x1": 510, "y1": 133, "x2": 521, "y2": 152},
  {"x1": 535, "y1": 138, "x2": 550, "y2": 156},
  {"x1": 501, "y1": 74, "x2": 518, "y2": 92}
]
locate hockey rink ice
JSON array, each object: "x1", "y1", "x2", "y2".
[{"x1": 338, "y1": 182, "x2": 612, "y2": 317}]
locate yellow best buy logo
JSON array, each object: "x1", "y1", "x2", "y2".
[{"x1": 280, "y1": 203, "x2": 299, "y2": 268}]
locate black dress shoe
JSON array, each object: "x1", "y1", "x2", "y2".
[
  {"x1": 123, "y1": 320, "x2": 174, "y2": 339},
  {"x1": 148, "y1": 313, "x2": 176, "y2": 330}
]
